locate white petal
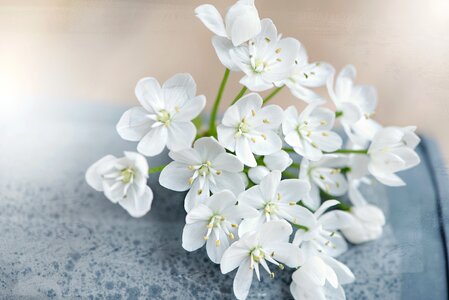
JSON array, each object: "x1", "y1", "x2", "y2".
[
  {"x1": 213, "y1": 152, "x2": 243, "y2": 172},
  {"x1": 264, "y1": 150, "x2": 292, "y2": 171},
  {"x1": 168, "y1": 148, "x2": 202, "y2": 165},
  {"x1": 206, "y1": 229, "x2": 230, "y2": 264},
  {"x1": 182, "y1": 221, "x2": 208, "y2": 251},
  {"x1": 277, "y1": 179, "x2": 310, "y2": 204},
  {"x1": 282, "y1": 106, "x2": 299, "y2": 135},
  {"x1": 309, "y1": 131, "x2": 342, "y2": 152},
  {"x1": 315, "y1": 200, "x2": 340, "y2": 218},
  {"x1": 221, "y1": 240, "x2": 250, "y2": 274},
  {"x1": 297, "y1": 62, "x2": 333, "y2": 88},
  {"x1": 259, "y1": 220, "x2": 292, "y2": 246},
  {"x1": 321, "y1": 256, "x2": 355, "y2": 284},
  {"x1": 166, "y1": 122, "x2": 196, "y2": 151},
  {"x1": 265, "y1": 242, "x2": 303, "y2": 268},
  {"x1": 195, "y1": 4, "x2": 227, "y2": 37},
  {"x1": 210, "y1": 172, "x2": 245, "y2": 197},
  {"x1": 116, "y1": 107, "x2": 152, "y2": 142},
  {"x1": 254, "y1": 105, "x2": 284, "y2": 129},
  {"x1": 159, "y1": 162, "x2": 192, "y2": 191},
  {"x1": 137, "y1": 126, "x2": 168, "y2": 157},
  {"x1": 173, "y1": 95, "x2": 206, "y2": 122},
  {"x1": 233, "y1": 258, "x2": 254, "y2": 300},
  {"x1": 135, "y1": 77, "x2": 163, "y2": 113},
  {"x1": 85, "y1": 155, "x2": 116, "y2": 191},
  {"x1": 119, "y1": 185, "x2": 153, "y2": 218},
  {"x1": 217, "y1": 125, "x2": 237, "y2": 152},
  {"x1": 238, "y1": 214, "x2": 264, "y2": 237},
  {"x1": 236, "y1": 137, "x2": 257, "y2": 167},
  {"x1": 259, "y1": 170, "x2": 281, "y2": 200},
  {"x1": 206, "y1": 190, "x2": 236, "y2": 213},
  {"x1": 227, "y1": 1, "x2": 261, "y2": 46},
  {"x1": 186, "y1": 204, "x2": 213, "y2": 224},
  {"x1": 163, "y1": 73, "x2": 196, "y2": 97},
  {"x1": 194, "y1": 137, "x2": 225, "y2": 160},
  {"x1": 248, "y1": 166, "x2": 270, "y2": 184},
  {"x1": 212, "y1": 36, "x2": 240, "y2": 71},
  {"x1": 249, "y1": 130, "x2": 283, "y2": 156}
]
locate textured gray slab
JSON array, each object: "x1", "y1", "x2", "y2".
[{"x1": 0, "y1": 102, "x2": 447, "y2": 299}]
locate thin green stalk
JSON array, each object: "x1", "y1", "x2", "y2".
[
  {"x1": 209, "y1": 68, "x2": 230, "y2": 137},
  {"x1": 283, "y1": 171, "x2": 296, "y2": 179},
  {"x1": 148, "y1": 165, "x2": 167, "y2": 174},
  {"x1": 329, "y1": 149, "x2": 368, "y2": 155},
  {"x1": 263, "y1": 86, "x2": 284, "y2": 104},
  {"x1": 231, "y1": 86, "x2": 248, "y2": 105},
  {"x1": 291, "y1": 162, "x2": 300, "y2": 169}
]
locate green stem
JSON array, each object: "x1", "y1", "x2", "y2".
[
  {"x1": 283, "y1": 171, "x2": 296, "y2": 179},
  {"x1": 231, "y1": 86, "x2": 248, "y2": 105},
  {"x1": 283, "y1": 148, "x2": 295, "y2": 153},
  {"x1": 209, "y1": 68, "x2": 230, "y2": 137},
  {"x1": 292, "y1": 223, "x2": 309, "y2": 232},
  {"x1": 329, "y1": 149, "x2": 368, "y2": 154},
  {"x1": 335, "y1": 111, "x2": 343, "y2": 118},
  {"x1": 148, "y1": 165, "x2": 167, "y2": 174},
  {"x1": 263, "y1": 86, "x2": 284, "y2": 104},
  {"x1": 291, "y1": 162, "x2": 300, "y2": 169}
]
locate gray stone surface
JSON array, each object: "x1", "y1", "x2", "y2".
[{"x1": 0, "y1": 102, "x2": 447, "y2": 299}]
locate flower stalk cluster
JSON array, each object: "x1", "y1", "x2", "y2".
[{"x1": 85, "y1": 1, "x2": 421, "y2": 299}]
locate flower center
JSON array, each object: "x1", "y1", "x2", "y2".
[
  {"x1": 250, "y1": 246, "x2": 265, "y2": 263},
  {"x1": 235, "y1": 118, "x2": 251, "y2": 138},
  {"x1": 198, "y1": 161, "x2": 212, "y2": 176},
  {"x1": 157, "y1": 109, "x2": 171, "y2": 126},
  {"x1": 263, "y1": 201, "x2": 277, "y2": 215},
  {"x1": 252, "y1": 59, "x2": 267, "y2": 73},
  {"x1": 120, "y1": 167, "x2": 135, "y2": 184}
]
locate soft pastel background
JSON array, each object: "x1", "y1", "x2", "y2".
[{"x1": 1, "y1": 0, "x2": 449, "y2": 163}]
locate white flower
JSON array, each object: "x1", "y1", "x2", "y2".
[
  {"x1": 293, "y1": 200, "x2": 348, "y2": 258},
  {"x1": 217, "y1": 93, "x2": 284, "y2": 167},
  {"x1": 237, "y1": 171, "x2": 312, "y2": 236},
  {"x1": 290, "y1": 255, "x2": 354, "y2": 300},
  {"x1": 195, "y1": 0, "x2": 261, "y2": 70},
  {"x1": 221, "y1": 220, "x2": 302, "y2": 300},
  {"x1": 330, "y1": 204, "x2": 385, "y2": 244},
  {"x1": 328, "y1": 65, "x2": 379, "y2": 146},
  {"x1": 159, "y1": 137, "x2": 245, "y2": 212},
  {"x1": 230, "y1": 19, "x2": 299, "y2": 91},
  {"x1": 248, "y1": 150, "x2": 292, "y2": 184},
  {"x1": 85, "y1": 152, "x2": 153, "y2": 218},
  {"x1": 116, "y1": 74, "x2": 206, "y2": 156},
  {"x1": 283, "y1": 104, "x2": 342, "y2": 161},
  {"x1": 368, "y1": 126, "x2": 420, "y2": 186},
  {"x1": 299, "y1": 155, "x2": 348, "y2": 210},
  {"x1": 182, "y1": 190, "x2": 258, "y2": 263},
  {"x1": 284, "y1": 42, "x2": 333, "y2": 103}
]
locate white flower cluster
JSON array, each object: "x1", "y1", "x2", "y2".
[{"x1": 85, "y1": 1, "x2": 421, "y2": 299}]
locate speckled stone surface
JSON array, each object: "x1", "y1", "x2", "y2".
[{"x1": 0, "y1": 102, "x2": 447, "y2": 299}]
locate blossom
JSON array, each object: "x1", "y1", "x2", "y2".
[
  {"x1": 290, "y1": 255, "x2": 354, "y2": 300},
  {"x1": 217, "y1": 93, "x2": 284, "y2": 167},
  {"x1": 331, "y1": 204, "x2": 386, "y2": 244},
  {"x1": 85, "y1": 152, "x2": 153, "y2": 218},
  {"x1": 237, "y1": 171, "x2": 312, "y2": 236},
  {"x1": 327, "y1": 65, "x2": 380, "y2": 146},
  {"x1": 282, "y1": 104, "x2": 342, "y2": 161},
  {"x1": 284, "y1": 42, "x2": 333, "y2": 103},
  {"x1": 368, "y1": 126, "x2": 420, "y2": 186},
  {"x1": 293, "y1": 200, "x2": 348, "y2": 258},
  {"x1": 159, "y1": 137, "x2": 245, "y2": 212},
  {"x1": 116, "y1": 74, "x2": 206, "y2": 156},
  {"x1": 247, "y1": 150, "x2": 292, "y2": 184},
  {"x1": 182, "y1": 190, "x2": 258, "y2": 263},
  {"x1": 195, "y1": 0, "x2": 261, "y2": 70},
  {"x1": 221, "y1": 220, "x2": 302, "y2": 300},
  {"x1": 230, "y1": 19, "x2": 299, "y2": 91},
  {"x1": 299, "y1": 155, "x2": 348, "y2": 210}
]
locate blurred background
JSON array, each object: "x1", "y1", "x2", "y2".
[{"x1": 1, "y1": 0, "x2": 449, "y2": 162}]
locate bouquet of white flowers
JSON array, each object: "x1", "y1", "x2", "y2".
[{"x1": 85, "y1": 1, "x2": 421, "y2": 299}]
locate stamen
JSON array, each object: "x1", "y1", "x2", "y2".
[
  {"x1": 215, "y1": 240, "x2": 221, "y2": 247},
  {"x1": 289, "y1": 201, "x2": 296, "y2": 206},
  {"x1": 231, "y1": 223, "x2": 238, "y2": 228},
  {"x1": 275, "y1": 48, "x2": 282, "y2": 53},
  {"x1": 265, "y1": 37, "x2": 271, "y2": 43},
  {"x1": 228, "y1": 232, "x2": 235, "y2": 240},
  {"x1": 263, "y1": 119, "x2": 270, "y2": 124},
  {"x1": 251, "y1": 109, "x2": 256, "y2": 117},
  {"x1": 261, "y1": 134, "x2": 267, "y2": 140}
]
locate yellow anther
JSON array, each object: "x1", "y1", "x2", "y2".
[
  {"x1": 251, "y1": 109, "x2": 256, "y2": 117},
  {"x1": 275, "y1": 48, "x2": 282, "y2": 53},
  {"x1": 278, "y1": 264, "x2": 285, "y2": 270},
  {"x1": 270, "y1": 272, "x2": 275, "y2": 279},
  {"x1": 276, "y1": 58, "x2": 282, "y2": 62},
  {"x1": 207, "y1": 223, "x2": 213, "y2": 229},
  {"x1": 215, "y1": 239, "x2": 221, "y2": 247},
  {"x1": 261, "y1": 134, "x2": 267, "y2": 140},
  {"x1": 289, "y1": 201, "x2": 296, "y2": 206},
  {"x1": 228, "y1": 232, "x2": 235, "y2": 240},
  {"x1": 306, "y1": 131, "x2": 312, "y2": 137},
  {"x1": 277, "y1": 193, "x2": 282, "y2": 200},
  {"x1": 216, "y1": 170, "x2": 222, "y2": 175},
  {"x1": 197, "y1": 189, "x2": 203, "y2": 195},
  {"x1": 311, "y1": 142, "x2": 318, "y2": 148},
  {"x1": 265, "y1": 37, "x2": 271, "y2": 43},
  {"x1": 187, "y1": 165, "x2": 195, "y2": 170},
  {"x1": 251, "y1": 137, "x2": 257, "y2": 143},
  {"x1": 263, "y1": 119, "x2": 270, "y2": 124},
  {"x1": 188, "y1": 177, "x2": 194, "y2": 185},
  {"x1": 320, "y1": 120, "x2": 328, "y2": 125},
  {"x1": 231, "y1": 223, "x2": 238, "y2": 228},
  {"x1": 203, "y1": 236, "x2": 209, "y2": 240},
  {"x1": 206, "y1": 161, "x2": 212, "y2": 166},
  {"x1": 270, "y1": 251, "x2": 275, "y2": 257},
  {"x1": 175, "y1": 106, "x2": 180, "y2": 112},
  {"x1": 322, "y1": 132, "x2": 329, "y2": 137}
]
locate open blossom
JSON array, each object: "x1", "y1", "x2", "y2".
[
  {"x1": 159, "y1": 137, "x2": 245, "y2": 212},
  {"x1": 182, "y1": 190, "x2": 258, "y2": 263},
  {"x1": 116, "y1": 74, "x2": 206, "y2": 156},
  {"x1": 284, "y1": 42, "x2": 333, "y2": 103},
  {"x1": 368, "y1": 126, "x2": 420, "y2": 186},
  {"x1": 290, "y1": 255, "x2": 354, "y2": 300},
  {"x1": 221, "y1": 220, "x2": 302, "y2": 300},
  {"x1": 299, "y1": 155, "x2": 349, "y2": 210},
  {"x1": 248, "y1": 150, "x2": 292, "y2": 184},
  {"x1": 283, "y1": 104, "x2": 342, "y2": 161},
  {"x1": 230, "y1": 19, "x2": 299, "y2": 91},
  {"x1": 85, "y1": 152, "x2": 153, "y2": 218},
  {"x1": 237, "y1": 171, "x2": 311, "y2": 236},
  {"x1": 195, "y1": 0, "x2": 261, "y2": 70},
  {"x1": 328, "y1": 65, "x2": 380, "y2": 146},
  {"x1": 217, "y1": 93, "x2": 283, "y2": 167},
  {"x1": 293, "y1": 200, "x2": 348, "y2": 258}
]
